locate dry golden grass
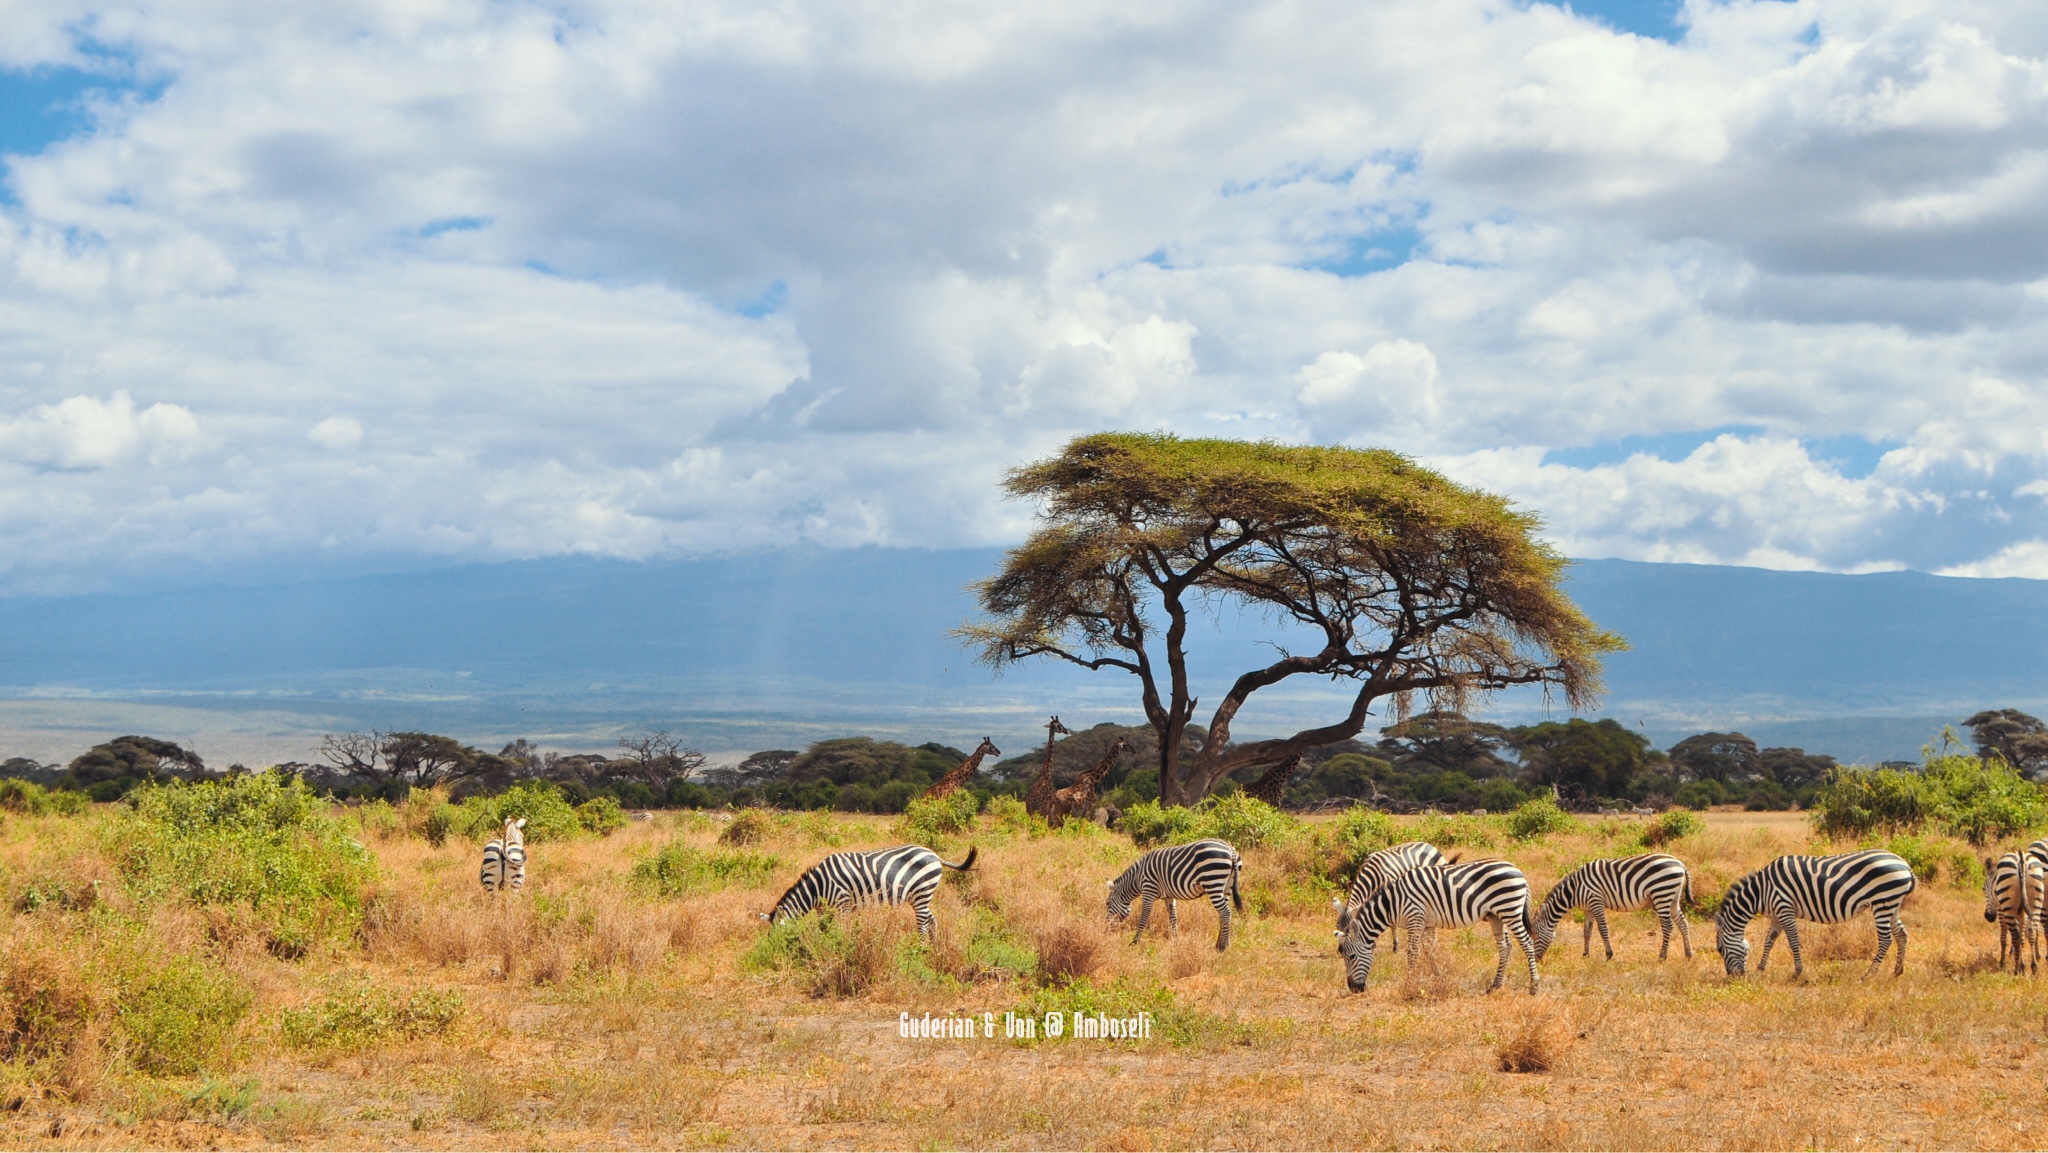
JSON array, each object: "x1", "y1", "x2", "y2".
[{"x1": 1, "y1": 805, "x2": 2046, "y2": 1148}]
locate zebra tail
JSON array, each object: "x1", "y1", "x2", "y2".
[
  {"x1": 941, "y1": 846, "x2": 979, "y2": 871},
  {"x1": 1683, "y1": 870, "x2": 1695, "y2": 910},
  {"x1": 1231, "y1": 856, "x2": 1245, "y2": 913}
]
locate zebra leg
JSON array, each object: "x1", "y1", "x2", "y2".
[
  {"x1": 2001, "y1": 919, "x2": 2013, "y2": 973},
  {"x1": 1676, "y1": 902, "x2": 1693, "y2": 959},
  {"x1": 1209, "y1": 888, "x2": 1232, "y2": 952},
  {"x1": 1866, "y1": 911, "x2": 1895, "y2": 978},
  {"x1": 1779, "y1": 914, "x2": 1806, "y2": 979},
  {"x1": 1654, "y1": 899, "x2": 1674, "y2": 961},
  {"x1": 1592, "y1": 900, "x2": 1615, "y2": 960},
  {"x1": 1757, "y1": 923, "x2": 1780, "y2": 972},
  {"x1": 1166, "y1": 899, "x2": 1178, "y2": 934},
  {"x1": 1581, "y1": 910, "x2": 1593, "y2": 957},
  {"x1": 1510, "y1": 913, "x2": 1541, "y2": 995},
  {"x1": 1487, "y1": 915, "x2": 1510, "y2": 992},
  {"x1": 2028, "y1": 909, "x2": 2039, "y2": 976},
  {"x1": 1132, "y1": 896, "x2": 1155, "y2": 943},
  {"x1": 914, "y1": 893, "x2": 936, "y2": 944},
  {"x1": 1892, "y1": 911, "x2": 1908, "y2": 977}
]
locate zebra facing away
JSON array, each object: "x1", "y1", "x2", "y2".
[
  {"x1": 1711, "y1": 850, "x2": 1916, "y2": 978},
  {"x1": 1335, "y1": 859, "x2": 1540, "y2": 995},
  {"x1": 764, "y1": 844, "x2": 978, "y2": 942},
  {"x1": 480, "y1": 817, "x2": 527, "y2": 894},
  {"x1": 1530, "y1": 852, "x2": 1693, "y2": 962},
  {"x1": 1983, "y1": 851, "x2": 2038, "y2": 976},
  {"x1": 1331, "y1": 841, "x2": 1449, "y2": 953},
  {"x1": 1106, "y1": 839, "x2": 1244, "y2": 952}
]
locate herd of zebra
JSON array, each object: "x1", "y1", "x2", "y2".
[{"x1": 472, "y1": 816, "x2": 2048, "y2": 992}]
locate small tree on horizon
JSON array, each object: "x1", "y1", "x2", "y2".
[{"x1": 958, "y1": 433, "x2": 1622, "y2": 806}]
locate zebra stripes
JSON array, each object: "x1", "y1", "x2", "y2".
[
  {"x1": 1106, "y1": 839, "x2": 1245, "y2": 951},
  {"x1": 1334, "y1": 841, "x2": 1448, "y2": 953},
  {"x1": 480, "y1": 817, "x2": 527, "y2": 894},
  {"x1": 1531, "y1": 852, "x2": 1693, "y2": 962},
  {"x1": 766, "y1": 844, "x2": 978, "y2": 942},
  {"x1": 1984, "y1": 851, "x2": 2038, "y2": 976},
  {"x1": 1711, "y1": 850, "x2": 1916, "y2": 978},
  {"x1": 1335, "y1": 859, "x2": 1539, "y2": 995}
]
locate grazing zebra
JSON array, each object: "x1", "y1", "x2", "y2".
[
  {"x1": 1106, "y1": 839, "x2": 1244, "y2": 952},
  {"x1": 1335, "y1": 859, "x2": 1539, "y2": 994},
  {"x1": 1530, "y1": 852, "x2": 1693, "y2": 962},
  {"x1": 1983, "y1": 851, "x2": 2038, "y2": 976},
  {"x1": 480, "y1": 817, "x2": 527, "y2": 894},
  {"x1": 1331, "y1": 841, "x2": 1448, "y2": 953},
  {"x1": 763, "y1": 844, "x2": 978, "y2": 942},
  {"x1": 1711, "y1": 850, "x2": 1916, "y2": 978}
]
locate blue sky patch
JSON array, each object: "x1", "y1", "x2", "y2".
[
  {"x1": 420, "y1": 216, "x2": 490, "y2": 237},
  {"x1": 1545, "y1": 426, "x2": 1896, "y2": 477},
  {"x1": 738, "y1": 279, "x2": 788, "y2": 318},
  {"x1": 1307, "y1": 224, "x2": 1423, "y2": 278},
  {"x1": 1537, "y1": 0, "x2": 1686, "y2": 42},
  {"x1": 0, "y1": 67, "x2": 105, "y2": 157}
]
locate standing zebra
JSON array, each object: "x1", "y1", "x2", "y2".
[
  {"x1": 764, "y1": 844, "x2": 978, "y2": 942},
  {"x1": 1106, "y1": 839, "x2": 1244, "y2": 952},
  {"x1": 1983, "y1": 851, "x2": 2038, "y2": 976},
  {"x1": 2022, "y1": 838, "x2": 2048, "y2": 930},
  {"x1": 1711, "y1": 850, "x2": 1916, "y2": 978},
  {"x1": 1332, "y1": 841, "x2": 1448, "y2": 953},
  {"x1": 1530, "y1": 852, "x2": 1693, "y2": 962},
  {"x1": 1335, "y1": 859, "x2": 1539, "y2": 994},
  {"x1": 480, "y1": 817, "x2": 527, "y2": 894}
]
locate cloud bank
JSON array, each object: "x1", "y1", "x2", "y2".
[{"x1": 2, "y1": 0, "x2": 2047, "y2": 591}]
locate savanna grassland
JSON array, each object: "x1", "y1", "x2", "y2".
[{"x1": 1, "y1": 781, "x2": 2046, "y2": 1152}]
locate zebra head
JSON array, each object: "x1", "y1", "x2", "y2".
[
  {"x1": 1334, "y1": 888, "x2": 1397, "y2": 993},
  {"x1": 1527, "y1": 875, "x2": 1575, "y2": 962},
  {"x1": 1710, "y1": 875, "x2": 1758, "y2": 976},
  {"x1": 1105, "y1": 869, "x2": 1140, "y2": 924},
  {"x1": 1985, "y1": 857, "x2": 2001, "y2": 924}
]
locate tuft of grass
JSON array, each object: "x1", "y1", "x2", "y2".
[
  {"x1": 113, "y1": 951, "x2": 251, "y2": 1076},
  {"x1": 632, "y1": 842, "x2": 782, "y2": 897},
  {"x1": 1496, "y1": 1011, "x2": 1568, "y2": 1073},
  {"x1": 277, "y1": 980, "x2": 462, "y2": 1052},
  {"x1": 742, "y1": 909, "x2": 897, "y2": 998},
  {"x1": 0, "y1": 779, "x2": 86, "y2": 817}
]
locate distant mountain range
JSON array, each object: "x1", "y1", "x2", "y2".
[{"x1": 0, "y1": 550, "x2": 2041, "y2": 766}]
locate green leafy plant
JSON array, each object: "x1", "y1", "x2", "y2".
[
  {"x1": 278, "y1": 981, "x2": 462, "y2": 1051},
  {"x1": 115, "y1": 952, "x2": 253, "y2": 1076},
  {"x1": 1811, "y1": 753, "x2": 2048, "y2": 845},
  {"x1": 1638, "y1": 809, "x2": 1703, "y2": 848},
  {"x1": 897, "y1": 790, "x2": 981, "y2": 844},
  {"x1": 632, "y1": 842, "x2": 782, "y2": 896},
  {"x1": 453, "y1": 781, "x2": 582, "y2": 843},
  {"x1": 1502, "y1": 796, "x2": 1578, "y2": 842},
  {"x1": 575, "y1": 795, "x2": 627, "y2": 837}
]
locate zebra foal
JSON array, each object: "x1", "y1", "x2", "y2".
[
  {"x1": 1983, "y1": 851, "x2": 2039, "y2": 976},
  {"x1": 1711, "y1": 850, "x2": 1916, "y2": 978},
  {"x1": 764, "y1": 844, "x2": 978, "y2": 942},
  {"x1": 1106, "y1": 839, "x2": 1244, "y2": 951},
  {"x1": 480, "y1": 816, "x2": 527, "y2": 894},
  {"x1": 1530, "y1": 852, "x2": 1692, "y2": 962},
  {"x1": 1335, "y1": 859, "x2": 1540, "y2": 994},
  {"x1": 1331, "y1": 841, "x2": 1448, "y2": 953}
]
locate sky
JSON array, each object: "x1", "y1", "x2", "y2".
[{"x1": 2, "y1": 0, "x2": 2047, "y2": 595}]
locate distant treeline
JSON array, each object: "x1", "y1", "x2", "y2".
[{"x1": 8, "y1": 708, "x2": 2043, "y2": 813}]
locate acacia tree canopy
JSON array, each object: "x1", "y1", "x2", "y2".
[
  {"x1": 1964, "y1": 709, "x2": 2048, "y2": 776},
  {"x1": 959, "y1": 433, "x2": 1622, "y2": 806}
]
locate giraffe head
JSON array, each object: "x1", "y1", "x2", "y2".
[
  {"x1": 975, "y1": 737, "x2": 1001, "y2": 759},
  {"x1": 1047, "y1": 716, "x2": 1071, "y2": 740}
]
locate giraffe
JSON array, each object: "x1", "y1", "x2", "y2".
[
  {"x1": 1048, "y1": 736, "x2": 1130, "y2": 827},
  {"x1": 920, "y1": 737, "x2": 1001, "y2": 801},
  {"x1": 1025, "y1": 715, "x2": 1072, "y2": 818},
  {"x1": 1241, "y1": 752, "x2": 1307, "y2": 808}
]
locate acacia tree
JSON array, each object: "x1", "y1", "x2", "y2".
[{"x1": 960, "y1": 434, "x2": 1621, "y2": 806}]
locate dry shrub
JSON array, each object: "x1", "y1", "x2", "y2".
[
  {"x1": 1393, "y1": 942, "x2": 1460, "y2": 1002},
  {"x1": 719, "y1": 809, "x2": 772, "y2": 847},
  {"x1": 812, "y1": 911, "x2": 895, "y2": 998},
  {"x1": 1497, "y1": 1010, "x2": 1570, "y2": 1073},
  {"x1": 0, "y1": 945, "x2": 104, "y2": 1099},
  {"x1": 1167, "y1": 934, "x2": 1208, "y2": 981},
  {"x1": 451, "y1": 1067, "x2": 515, "y2": 1128},
  {"x1": 1035, "y1": 923, "x2": 1102, "y2": 985}
]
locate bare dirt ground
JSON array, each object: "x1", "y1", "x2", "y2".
[{"x1": 4, "y1": 805, "x2": 2046, "y2": 1151}]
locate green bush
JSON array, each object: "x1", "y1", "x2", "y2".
[
  {"x1": 453, "y1": 780, "x2": 582, "y2": 843},
  {"x1": 633, "y1": 842, "x2": 783, "y2": 896},
  {"x1": 1811, "y1": 754, "x2": 2048, "y2": 845},
  {"x1": 277, "y1": 981, "x2": 462, "y2": 1051},
  {"x1": 115, "y1": 952, "x2": 252, "y2": 1076},
  {"x1": 576, "y1": 795, "x2": 627, "y2": 837},
  {"x1": 0, "y1": 778, "x2": 78, "y2": 816},
  {"x1": 1411, "y1": 812, "x2": 1498, "y2": 850},
  {"x1": 982, "y1": 795, "x2": 1035, "y2": 835},
  {"x1": 720, "y1": 808, "x2": 773, "y2": 846},
  {"x1": 1121, "y1": 795, "x2": 1301, "y2": 850},
  {"x1": 1638, "y1": 809, "x2": 1703, "y2": 848},
  {"x1": 113, "y1": 772, "x2": 378, "y2": 955},
  {"x1": 1874, "y1": 833, "x2": 1942, "y2": 882},
  {"x1": 1502, "y1": 796, "x2": 1578, "y2": 842},
  {"x1": 1675, "y1": 780, "x2": 1726, "y2": 811},
  {"x1": 897, "y1": 790, "x2": 981, "y2": 844},
  {"x1": 420, "y1": 803, "x2": 461, "y2": 848}
]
